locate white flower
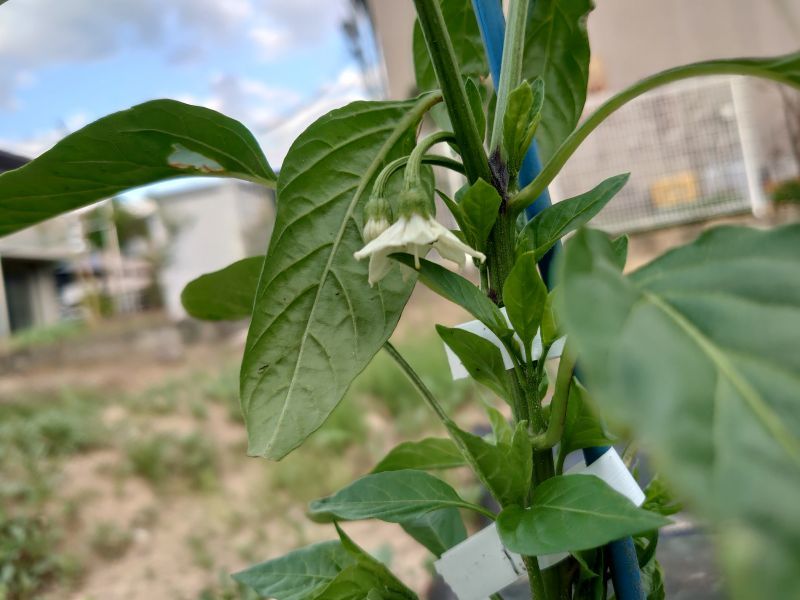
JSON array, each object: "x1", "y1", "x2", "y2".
[{"x1": 354, "y1": 212, "x2": 486, "y2": 286}]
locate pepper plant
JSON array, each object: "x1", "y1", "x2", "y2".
[{"x1": 1, "y1": 1, "x2": 799, "y2": 599}]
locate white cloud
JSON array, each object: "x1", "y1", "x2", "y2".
[
  {"x1": 0, "y1": 0, "x2": 254, "y2": 106},
  {"x1": 249, "y1": 26, "x2": 292, "y2": 59}
]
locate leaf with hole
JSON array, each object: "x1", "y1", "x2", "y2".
[{"x1": 0, "y1": 100, "x2": 275, "y2": 236}]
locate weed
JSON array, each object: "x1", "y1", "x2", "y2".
[
  {"x1": 125, "y1": 431, "x2": 218, "y2": 490},
  {"x1": 89, "y1": 522, "x2": 133, "y2": 560},
  {"x1": 186, "y1": 533, "x2": 214, "y2": 570},
  {"x1": 0, "y1": 513, "x2": 65, "y2": 599}
]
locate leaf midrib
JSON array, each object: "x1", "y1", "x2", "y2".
[
  {"x1": 260, "y1": 99, "x2": 433, "y2": 455},
  {"x1": 641, "y1": 290, "x2": 800, "y2": 467}
]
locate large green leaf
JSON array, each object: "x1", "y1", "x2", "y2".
[
  {"x1": 447, "y1": 420, "x2": 532, "y2": 507},
  {"x1": 523, "y1": 0, "x2": 594, "y2": 163},
  {"x1": 233, "y1": 541, "x2": 355, "y2": 600},
  {"x1": 240, "y1": 98, "x2": 434, "y2": 460},
  {"x1": 180, "y1": 256, "x2": 262, "y2": 321},
  {"x1": 497, "y1": 474, "x2": 669, "y2": 555},
  {"x1": 372, "y1": 438, "x2": 466, "y2": 473},
  {"x1": 517, "y1": 173, "x2": 629, "y2": 262},
  {"x1": 412, "y1": 0, "x2": 488, "y2": 92},
  {"x1": 558, "y1": 225, "x2": 800, "y2": 599},
  {"x1": 308, "y1": 470, "x2": 484, "y2": 523},
  {"x1": 0, "y1": 100, "x2": 275, "y2": 236}
]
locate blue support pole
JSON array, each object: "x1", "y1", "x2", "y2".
[{"x1": 470, "y1": 1, "x2": 643, "y2": 598}]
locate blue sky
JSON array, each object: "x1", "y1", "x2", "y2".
[{"x1": 0, "y1": 0, "x2": 375, "y2": 168}]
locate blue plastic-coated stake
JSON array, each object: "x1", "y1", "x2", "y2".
[{"x1": 471, "y1": 1, "x2": 643, "y2": 598}]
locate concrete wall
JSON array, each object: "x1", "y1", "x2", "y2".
[{"x1": 154, "y1": 181, "x2": 275, "y2": 320}]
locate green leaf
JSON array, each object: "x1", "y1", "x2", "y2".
[
  {"x1": 413, "y1": 1, "x2": 488, "y2": 92},
  {"x1": 558, "y1": 225, "x2": 800, "y2": 599},
  {"x1": 465, "y1": 78, "x2": 486, "y2": 143},
  {"x1": 517, "y1": 174, "x2": 629, "y2": 261},
  {"x1": 318, "y1": 525, "x2": 417, "y2": 600},
  {"x1": 484, "y1": 402, "x2": 513, "y2": 445},
  {"x1": 393, "y1": 256, "x2": 507, "y2": 336},
  {"x1": 522, "y1": 0, "x2": 594, "y2": 163},
  {"x1": 0, "y1": 100, "x2": 275, "y2": 236},
  {"x1": 503, "y1": 252, "x2": 548, "y2": 358},
  {"x1": 557, "y1": 380, "x2": 613, "y2": 470},
  {"x1": 642, "y1": 475, "x2": 682, "y2": 518},
  {"x1": 436, "y1": 325, "x2": 510, "y2": 400},
  {"x1": 371, "y1": 438, "x2": 466, "y2": 473},
  {"x1": 308, "y1": 470, "x2": 484, "y2": 523},
  {"x1": 610, "y1": 234, "x2": 629, "y2": 271},
  {"x1": 180, "y1": 256, "x2": 262, "y2": 321},
  {"x1": 447, "y1": 421, "x2": 532, "y2": 507},
  {"x1": 540, "y1": 290, "x2": 559, "y2": 346},
  {"x1": 400, "y1": 509, "x2": 467, "y2": 558},
  {"x1": 241, "y1": 98, "x2": 433, "y2": 460},
  {"x1": 502, "y1": 79, "x2": 545, "y2": 174},
  {"x1": 497, "y1": 474, "x2": 669, "y2": 555},
  {"x1": 233, "y1": 540, "x2": 356, "y2": 600},
  {"x1": 458, "y1": 178, "x2": 502, "y2": 251}
]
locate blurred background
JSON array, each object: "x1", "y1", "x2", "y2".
[{"x1": 0, "y1": 1, "x2": 798, "y2": 599}]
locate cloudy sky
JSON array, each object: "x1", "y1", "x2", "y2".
[{"x1": 0, "y1": 0, "x2": 375, "y2": 168}]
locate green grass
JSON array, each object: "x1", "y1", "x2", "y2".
[
  {"x1": 89, "y1": 522, "x2": 133, "y2": 560},
  {"x1": 4, "y1": 320, "x2": 87, "y2": 352},
  {"x1": 124, "y1": 431, "x2": 218, "y2": 491}
]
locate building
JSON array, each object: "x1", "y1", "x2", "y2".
[
  {"x1": 362, "y1": 0, "x2": 800, "y2": 232},
  {"x1": 149, "y1": 180, "x2": 276, "y2": 320},
  {"x1": 0, "y1": 150, "x2": 85, "y2": 337}
]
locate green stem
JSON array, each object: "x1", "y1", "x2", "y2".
[
  {"x1": 383, "y1": 341, "x2": 450, "y2": 425},
  {"x1": 374, "y1": 152, "x2": 463, "y2": 198},
  {"x1": 413, "y1": 0, "x2": 491, "y2": 184},
  {"x1": 524, "y1": 556, "x2": 549, "y2": 600},
  {"x1": 487, "y1": 210, "x2": 516, "y2": 303},
  {"x1": 531, "y1": 346, "x2": 576, "y2": 450},
  {"x1": 510, "y1": 54, "x2": 800, "y2": 214},
  {"x1": 489, "y1": 0, "x2": 531, "y2": 154},
  {"x1": 404, "y1": 131, "x2": 458, "y2": 188}
]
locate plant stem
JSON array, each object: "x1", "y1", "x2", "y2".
[
  {"x1": 413, "y1": 0, "x2": 492, "y2": 184},
  {"x1": 524, "y1": 556, "x2": 549, "y2": 600},
  {"x1": 489, "y1": 0, "x2": 531, "y2": 154},
  {"x1": 509, "y1": 54, "x2": 800, "y2": 214}
]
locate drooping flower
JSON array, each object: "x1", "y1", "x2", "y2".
[
  {"x1": 354, "y1": 186, "x2": 485, "y2": 286},
  {"x1": 362, "y1": 194, "x2": 392, "y2": 242}
]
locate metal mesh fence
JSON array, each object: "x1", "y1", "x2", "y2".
[{"x1": 550, "y1": 76, "x2": 799, "y2": 234}]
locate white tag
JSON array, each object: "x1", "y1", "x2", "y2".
[
  {"x1": 434, "y1": 448, "x2": 643, "y2": 600},
  {"x1": 442, "y1": 307, "x2": 566, "y2": 380}
]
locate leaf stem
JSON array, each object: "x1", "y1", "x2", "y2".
[
  {"x1": 404, "y1": 131, "x2": 458, "y2": 188},
  {"x1": 413, "y1": 0, "x2": 492, "y2": 184},
  {"x1": 510, "y1": 54, "x2": 800, "y2": 214},
  {"x1": 384, "y1": 341, "x2": 450, "y2": 425},
  {"x1": 523, "y1": 556, "x2": 549, "y2": 600},
  {"x1": 489, "y1": 0, "x2": 531, "y2": 154}
]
